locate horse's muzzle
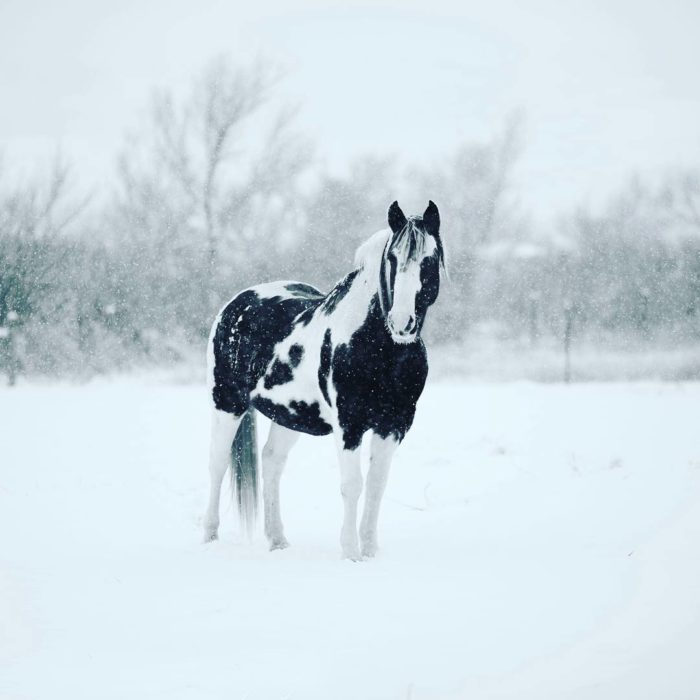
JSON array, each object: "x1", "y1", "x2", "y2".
[{"x1": 387, "y1": 314, "x2": 419, "y2": 344}]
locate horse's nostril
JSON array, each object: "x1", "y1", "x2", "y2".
[{"x1": 403, "y1": 317, "x2": 416, "y2": 333}]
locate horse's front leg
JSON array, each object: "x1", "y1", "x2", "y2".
[
  {"x1": 334, "y1": 435, "x2": 363, "y2": 561},
  {"x1": 359, "y1": 433, "x2": 398, "y2": 558}
]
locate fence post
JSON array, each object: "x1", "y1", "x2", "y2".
[
  {"x1": 528, "y1": 290, "x2": 540, "y2": 346},
  {"x1": 0, "y1": 311, "x2": 20, "y2": 387},
  {"x1": 563, "y1": 301, "x2": 574, "y2": 383}
]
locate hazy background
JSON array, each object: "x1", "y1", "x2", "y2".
[{"x1": 2, "y1": 0, "x2": 700, "y2": 383}]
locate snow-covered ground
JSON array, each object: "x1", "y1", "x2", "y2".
[{"x1": 1, "y1": 378, "x2": 699, "y2": 700}]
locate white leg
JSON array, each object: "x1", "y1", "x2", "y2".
[
  {"x1": 360, "y1": 433, "x2": 398, "y2": 558},
  {"x1": 335, "y1": 438, "x2": 363, "y2": 561},
  {"x1": 203, "y1": 409, "x2": 242, "y2": 542},
  {"x1": 262, "y1": 422, "x2": 300, "y2": 551}
]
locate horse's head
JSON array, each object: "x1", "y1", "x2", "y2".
[{"x1": 380, "y1": 200, "x2": 445, "y2": 344}]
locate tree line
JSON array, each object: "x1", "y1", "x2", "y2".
[{"x1": 1, "y1": 58, "x2": 699, "y2": 382}]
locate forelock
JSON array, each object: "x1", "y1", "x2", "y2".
[{"x1": 390, "y1": 217, "x2": 437, "y2": 268}]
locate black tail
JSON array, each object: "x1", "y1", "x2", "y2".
[{"x1": 231, "y1": 409, "x2": 258, "y2": 538}]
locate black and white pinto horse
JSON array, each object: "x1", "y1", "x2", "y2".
[{"x1": 204, "y1": 201, "x2": 445, "y2": 560}]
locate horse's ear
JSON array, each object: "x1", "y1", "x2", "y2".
[
  {"x1": 423, "y1": 200, "x2": 440, "y2": 236},
  {"x1": 388, "y1": 201, "x2": 407, "y2": 234}
]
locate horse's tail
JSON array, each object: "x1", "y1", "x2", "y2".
[{"x1": 232, "y1": 408, "x2": 258, "y2": 538}]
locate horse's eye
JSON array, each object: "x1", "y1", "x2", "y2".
[
  {"x1": 420, "y1": 257, "x2": 437, "y2": 282},
  {"x1": 418, "y1": 257, "x2": 440, "y2": 305}
]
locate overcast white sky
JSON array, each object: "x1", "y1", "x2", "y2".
[{"x1": 2, "y1": 0, "x2": 699, "y2": 223}]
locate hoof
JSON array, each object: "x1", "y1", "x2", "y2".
[
  {"x1": 342, "y1": 549, "x2": 364, "y2": 562},
  {"x1": 269, "y1": 537, "x2": 290, "y2": 551},
  {"x1": 360, "y1": 536, "x2": 378, "y2": 558},
  {"x1": 203, "y1": 530, "x2": 218, "y2": 543}
]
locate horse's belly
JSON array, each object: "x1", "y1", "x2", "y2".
[{"x1": 252, "y1": 394, "x2": 333, "y2": 436}]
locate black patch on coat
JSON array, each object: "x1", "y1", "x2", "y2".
[
  {"x1": 252, "y1": 397, "x2": 332, "y2": 436},
  {"x1": 296, "y1": 308, "x2": 315, "y2": 326},
  {"x1": 415, "y1": 255, "x2": 441, "y2": 331},
  {"x1": 318, "y1": 329, "x2": 333, "y2": 406},
  {"x1": 379, "y1": 251, "x2": 396, "y2": 312},
  {"x1": 288, "y1": 344, "x2": 304, "y2": 367},
  {"x1": 211, "y1": 284, "x2": 324, "y2": 415},
  {"x1": 321, "y1": 270, "x2": 359, "y2": 315},
  {"x1": 331, "y1": 295, "x2": 429, "y2": 451},
  {"x1": 264, "y1": 359, "x2": 294, "y2": 390},
  {"x1": 285, "y1": 283, "x2": 325, "y2": 299}
]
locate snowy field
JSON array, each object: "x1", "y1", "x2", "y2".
[{"x1": 1, "y1": 378, "x2": 700, "y2": 700}]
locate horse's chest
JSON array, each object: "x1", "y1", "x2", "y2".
[
  {"x1": 338, "y1": 348, "x2": 426, "y2": 403},
  {"x1": 331, "y1": 340, "x2": 428, "y2": 449}
]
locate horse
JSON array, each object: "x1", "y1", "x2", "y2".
[{"x1": 203, "y1": 200, "x2": 445, "y2": 560}]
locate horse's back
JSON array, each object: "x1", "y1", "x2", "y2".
[{"x1": 209, "y1": 280, "x2": 324, "y2": 415}]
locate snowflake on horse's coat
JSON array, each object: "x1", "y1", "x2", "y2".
[{"x1": 204, "y1": 200, "x2": 445, "y2": 560}]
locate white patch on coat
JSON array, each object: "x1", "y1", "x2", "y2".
[
  {"x1": 254, "y1": 317, "x2": 329, "y2": 417},
  {"x1": 252, "y1": 280, "x2": 311, "y2": 300}
]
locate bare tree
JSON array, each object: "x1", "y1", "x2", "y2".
[
  {"x1": 660, "y1": 169, "x2": 700, "y2": 235},
  {"x1": 115, "y1": 56, "x2": 313, "y2": 315},
  {"x1": 0, "y1": 157, "x2": 88, "y2": 382}
]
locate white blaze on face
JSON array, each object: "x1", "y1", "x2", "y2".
[
  {"x1": 386, "y1": 227, "x2": 436, "y2": 343},
  {"x1": 389, "y1": 259, "x2": 422, "y2": 337}
]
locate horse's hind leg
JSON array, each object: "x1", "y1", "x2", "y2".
[
  {"x1": 262, "y1": 422, "x2": 300, "y2": 550},
  {"x1": 203, "y1": 408, "x2": 242, "y2": 542}
]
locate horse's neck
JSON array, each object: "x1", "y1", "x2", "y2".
[
  {"x1": 327, "y1": 266, "x2": 417, "y2": 353},
  {"x1": 325, "y1": 266, "x2": 380, "y2": 339}
]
